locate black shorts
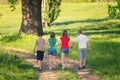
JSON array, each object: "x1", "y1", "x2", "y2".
[{"x1": 37, "y1": 51, "x2": 44, "y2": 61}]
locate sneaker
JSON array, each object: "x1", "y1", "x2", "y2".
[
  {"x1": 39, "y1": 69, "x2": 42, "y2": 71},
  {"x1": 38, "y1": 68, "x2": 42, "y2": 71},
  {"x1": 83, "y1": 66, "x2": 86, "y2": 69},
  {"x1": 49, "y1": 67, "x2": 52, "y2": 70},
  {"x1": 78, "y1": 67, "x2": 82, "y2": 70}
]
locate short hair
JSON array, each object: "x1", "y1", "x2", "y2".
[
  {"x1": 78, "y1": 30, "x2": 82, "y2": 34},
  {"x1": 38, "y1": 32, "x2": 43, "y2": 36}
]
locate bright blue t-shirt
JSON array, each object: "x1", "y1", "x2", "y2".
[{"x1": 48, "y1": 38, "x2": 57, "y2": 51}]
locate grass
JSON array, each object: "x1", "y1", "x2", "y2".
[
  {"x1": 0, "y1": 2, "x2": 120, "y2": 80},
  {"x1": 0, "y1": 49, "x2": 37, "y2": 80},
  {"x1": 87, "y1": 37, "x2": 120, "y2": 80},
  {"x1": 57, "y1": 68, "x2": 79, "y2": 80}
]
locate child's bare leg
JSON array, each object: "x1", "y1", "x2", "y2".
[
  {"x1": 61, "y1": 53, "x2": 65, "y2": 69},
  {"x1": 64, "y1": 54, "x2": 68, "y2": 68},
  {"x1": 49, "y1": 55, "x2": 52, "y2": 70},
  {"x1": 53, "y1": 56, "x2": 56, "y2": 67},
  {"x1": 38, "y1": 60, "x2": 42, "y2": 69}
]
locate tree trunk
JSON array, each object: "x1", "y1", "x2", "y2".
[{"x1": 19, "y1": 0, "x2": 43, "y2": 34}]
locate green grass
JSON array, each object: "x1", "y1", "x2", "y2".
[
  {"x1": 0, "y1": 50, "x2": 37, "y2": 80},
  {"x1": 0, "y1": 3, "x2": 120, "y2": 80},
  {"x1": 57, "y1": 68, "x2": 79, "y2": 80}
]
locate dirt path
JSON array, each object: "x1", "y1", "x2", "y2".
[
  {"x1": 0, "y1": 46, "x2": 100, "y2": 80},
  {"x1": 67, "y1": 60, "x2": 100, "y2": 80}
]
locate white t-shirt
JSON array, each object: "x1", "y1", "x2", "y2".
[{"x1": 74, "y1": 34, "x2": 89, "y2": 49}]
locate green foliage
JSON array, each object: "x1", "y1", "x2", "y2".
[
  {"x1": 0, "y1": 50, "x2": 37, "y2": 80},
  {"x1": 108, "y1": 0, "x2": 120, "y2": 18},
  {"x1": 44, "y1": 0, "x2": 62, "y2": 26},
  {"x1": 0, "y1": 34, "x2": 21, "y2": 42},
  {"x1": 49, "y1": 0, "x2": 62, "y2": 23},
  {"x1": 8, "y1": 0, "x2": 18, "y2": 11}
]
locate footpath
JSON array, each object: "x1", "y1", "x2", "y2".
[{"x1": 0, "y1": 46, "x2": 100, "y2": 80}]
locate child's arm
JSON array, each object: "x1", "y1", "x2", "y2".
[
  {"x1": 71, "y1": 41, "x2": 75, "y2": 49},
  {"x1": 87, "y1": 40, "x2": 91, "y2": 51},
  {"x1": 44, "y1": 41, "x2": 47, "y2": 48},
  {"x1": 33, "y1": 43, "x2": 37, "y2": 55},
  {"x1": 44, "y1": 40, "x2": 48, "y2": 53},
  {"x1": 59, "y1": 40, "x2": 62, "y2": 49}
]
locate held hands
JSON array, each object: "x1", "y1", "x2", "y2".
[
  {"x1": 70, "y1": 46, "x2": 72, "y2": 49},
  {"x1": 33, "y1": 50, "x2": 36, "y2": 56},
  {"x1": 70, "y1": 42, "x2": 74, "y2": 49},
  {"x1": 69, "y1": 46, "x2": 73, "y2": 49}
]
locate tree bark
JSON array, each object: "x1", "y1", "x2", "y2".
[{"x1": 19, "y1": 0, "x2": 43, "y2": 34}]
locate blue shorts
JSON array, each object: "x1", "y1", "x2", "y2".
[
  {"x1": 60, "y1": 48, "x2": 69, "y2": 54},
  {"x1": 78, "y1": 48, "x2": 87, "y2": 61},
  {"x1": 48, "y1": 49, "x2": 57, "y2": 56}
]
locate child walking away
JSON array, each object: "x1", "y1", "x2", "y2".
[
  {"x1": 60, "y1": 30, "x2": 70, "y2": 69},
  {"x1": 48, "y1": 32, "x2": 57, "y2": 70},
  {"x1": 33, "y1": 33, "x2": 45, "y2": 71},
  {"x1": 71, "y1": 30, "x2": 91, "y2": 70}
]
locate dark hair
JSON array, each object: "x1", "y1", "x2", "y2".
[
  {"x1": 78, "y1": 30, "x2": 82, "y2": 34},
  {"x1": 38, "y1": 32, "x2": 43, "y2": 37},
  {"x1": 62, "y1": 30, "x2": 68, "y2": 37},
  {"x1": 50, "y1": 32, "x2": 55, "y2": 38},
  {"x1": 50, "y1": 32, "x2": 55, "y2": 44}
]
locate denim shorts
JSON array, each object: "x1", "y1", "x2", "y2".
[
  {"x1": 60, "y1": 48, "x2": 69, "y2": 54},
  {"x1": 78, "y1": 48, "x2": 87, "y2": 61},
  {"x1": 48, "y1": 49, "x2": 57, "y2": 56}
]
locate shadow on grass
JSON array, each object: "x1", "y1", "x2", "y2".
[
  {"x1": 44, "y1": 29, "x2": 120, "y2": 37},
  {"x1": 0, "y1": 34, "x2": 22, "y2": 42},
  {"x1": 44, "y1": 18, "x2": 120, "y2": 36},
  {"x1": 0, "y1": 14, "x2": 2, "y2": 18},
  {"x1": 88, "y1": 41, "x2": 120, "y2": 77},
  {"x1": 52, "y1": 18, "x2": 108, "y2": 26},
  {"x1": 85, "y1": 30, "x2": 120, "y2": 35}
]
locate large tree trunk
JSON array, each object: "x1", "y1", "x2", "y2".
[{"x1": 19, "y1": 0, "x2": 43, "y2": 34}]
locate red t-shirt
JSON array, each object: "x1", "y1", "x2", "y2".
[{"x1": 60, "y1": 36, "x2": 70, "y2": 49}]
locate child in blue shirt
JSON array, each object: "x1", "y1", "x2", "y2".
[{"x1": 48, "y1": 32, "x2": 57, "y2": 70}]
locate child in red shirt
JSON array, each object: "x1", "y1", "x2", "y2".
[{"x1": 60, "y1": 30, "x2": 70, "y2": 69}]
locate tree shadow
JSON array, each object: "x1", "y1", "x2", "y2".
[
  {"x1": 43, "y1": 29, "x2": 120, "y2": 37},
  {"x1": 0, "y1": 34, "x2": 22, "y2": 42},
  {"x1": 44, "y1": 17, "x2": 120, "y2": 36},
  {"x1": 85, "y1": 30, "x2": 120, "y2": 35},
  {"x1": 52, "y1": 18, "x2": 108, "y2": 26},
  {"x1": 0, "y1": 14, "x2": 2, "y2": 18}
]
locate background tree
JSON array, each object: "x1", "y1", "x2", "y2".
[
  {"x1": 42, "y1": 0, "x2": 62, "y2": 27},
  {"x1": 108, "y1": 0, "x2": 120, "y2": 18},
  {"x1": 9, "y1": 0, "x2": 43, "y2": 34}
]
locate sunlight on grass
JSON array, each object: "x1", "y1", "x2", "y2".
[
  {"x1": 0, "y1": 3, "x2": 120, "y2": 80},
  {"x1": 57, "y1": 68, "x2": 79, "y2": 80},
  {"x1": 0, "y1": 50, "x2": 37, "y2": 80}
]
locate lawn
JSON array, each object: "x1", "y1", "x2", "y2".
[
  {"x1": 0, "y1": 49, "x2": 37, "y2": 80},
  {"x1": 0, "y1": 3, "x2": 120, "y2": 80}
]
